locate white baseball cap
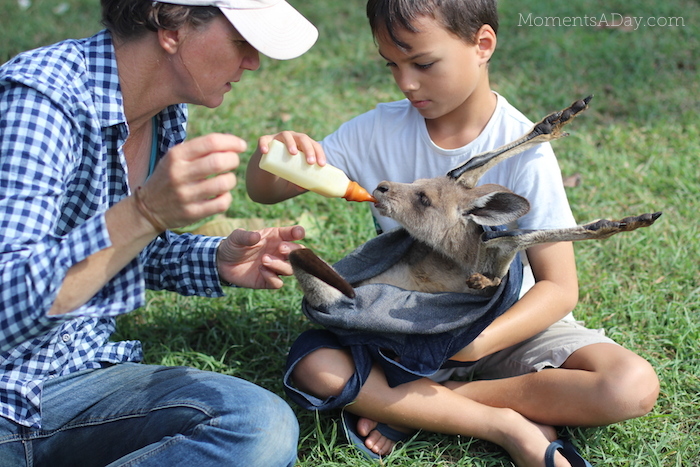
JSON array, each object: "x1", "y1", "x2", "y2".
[{"x1": 157, "y1": 0, "x2": 318, "y2": 60}]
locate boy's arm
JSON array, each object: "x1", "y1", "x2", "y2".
[
  {"x1": 451, "y1": 241, "x2": 579, "y2": 361},
  {"x1": 246, "y1": 131, "x2": 325, "y2": 204}
]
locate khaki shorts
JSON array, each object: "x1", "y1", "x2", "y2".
[{"x1": 429, "y1": 319, "x2": 617, "y2": 383}]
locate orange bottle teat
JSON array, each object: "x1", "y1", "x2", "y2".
[{"x1": 344, "y1": 181, "x2": 376, "y2": 203}]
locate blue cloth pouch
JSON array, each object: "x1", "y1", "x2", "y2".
[{"x1": 284, "y1": 227, "x2": 522, "y2": 411}]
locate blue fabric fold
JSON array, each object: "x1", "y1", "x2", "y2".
[{"x1": 285, "y1": 227, "x2": 522, "y2": 410}]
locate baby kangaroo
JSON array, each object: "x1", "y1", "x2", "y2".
[{"x1": 290, "y1": 96, "x2": 661, "y2": 307}]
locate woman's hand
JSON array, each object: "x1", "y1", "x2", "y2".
[
  {"x1": 217, "y1": 225, "x2": 306, "y2": 289},
  {"x1": 134, "y1": 133, "x2": 246, "y2": 232}
]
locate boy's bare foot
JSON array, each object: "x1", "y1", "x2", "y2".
[{"x1": 355, "y1": 416, "x2": 414, "y2": 456}]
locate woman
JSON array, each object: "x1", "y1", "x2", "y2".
[{"x1": 0, "y1": 1, "x2": 317, "y2": 466}]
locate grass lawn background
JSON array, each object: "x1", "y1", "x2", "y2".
[{"x1": 1, "y1": 0, "x2": 698, "y2": 465}]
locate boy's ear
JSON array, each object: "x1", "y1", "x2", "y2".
[{"x1": 475, "y1": 24, "x2": 497, "y2": 63}]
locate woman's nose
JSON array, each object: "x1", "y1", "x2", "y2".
[{"x1": 243, "y1": 45, "x2": 260, "y2": 71}]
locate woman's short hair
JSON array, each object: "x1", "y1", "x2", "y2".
[{"x1": 101, "y1": 1, "x2": 221, "y2": 41}]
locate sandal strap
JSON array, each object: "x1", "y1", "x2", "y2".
[{"x1": 375, "y1": 422, "x2": 412, "y2": 442}]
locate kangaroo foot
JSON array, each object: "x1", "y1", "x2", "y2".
[
  {"x1": 531, "y1": 95, "x2": 593, "y2": 141},
  {"x1": 447, "y1": 96, "x2": 592, "y2": 185},
  {"x1": 583, "y1": 211, "x2": 662, "y2": 238}
]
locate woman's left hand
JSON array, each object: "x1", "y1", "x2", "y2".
[{"x1": 216, "y1": 225, "x2": 305, "y2": 289}]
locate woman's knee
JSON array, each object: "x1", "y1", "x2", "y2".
[
  {"x1": 252, "y1": 392, "x2": 299, "y2": 462},
  {"x1": 216, "y1": 383, "x2": 299, "y2": 466},
  {"x1": 291, "y1": 348, "x2": 355, "y2": 398}
]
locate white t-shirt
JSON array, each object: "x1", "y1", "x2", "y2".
[{"x1": 321, "y1": 93, "x2": 577, "y2": 298}]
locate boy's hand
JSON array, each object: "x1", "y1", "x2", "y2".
[
  {"x1": 247, "y1": 131, "x2": 323, "y2": 204},
  {"x1": 258, "y1": 130, "x2": 326, "y2": 166}
]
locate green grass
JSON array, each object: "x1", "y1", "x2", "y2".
[{"x1": 2, "y1": 0, "x2": 698, "y2": 465}]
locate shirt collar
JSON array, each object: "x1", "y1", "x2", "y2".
[{"x1": 85, "y1": 30, "x2": 126, "y2": 128}]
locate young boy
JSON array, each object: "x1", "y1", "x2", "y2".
[{"x1": 246, "y1": 0, "x2": 659, "y2": 465}]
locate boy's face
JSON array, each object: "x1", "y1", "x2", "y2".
[{"x1": 376, "y1": 15, "x2": 493, "y2": 121}]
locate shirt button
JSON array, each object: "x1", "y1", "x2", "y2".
[
  {"x1": 205, "y1": 288, "x2": 213, "y2": 296},
  {"x1": 61, "y1": 333, "x2": 71, "y2": 343}
]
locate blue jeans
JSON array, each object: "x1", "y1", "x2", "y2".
[{"x1": 0, "y1": 363, "x2": 298, "y2": 467}]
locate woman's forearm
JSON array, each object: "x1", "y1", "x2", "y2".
[{"x1": 48, "y1": 196, "x2": 158, "y2": 316}]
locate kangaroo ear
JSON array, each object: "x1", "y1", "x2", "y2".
[{"x1": 462, "y1": 192, "x2": 530, "y2": 226}]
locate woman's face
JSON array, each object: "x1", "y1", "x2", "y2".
[{"x1": 173, "y1": 15, "x2": 260, "y2": 108}]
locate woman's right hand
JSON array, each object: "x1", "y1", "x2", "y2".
[{"x1": 134, "y1": 133, "x2": 246, "y2": 232}]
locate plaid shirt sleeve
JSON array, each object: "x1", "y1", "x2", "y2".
[
  {"x1": 0, "y1": 81, "x2": 114, "y2": 353},
  {"x1": 141, "y1": 231, "x2": 225, "y2": 296}
]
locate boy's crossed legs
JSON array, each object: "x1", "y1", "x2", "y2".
[{"x1": 291, "y1": 322, "x2": 659, "y2": 467}]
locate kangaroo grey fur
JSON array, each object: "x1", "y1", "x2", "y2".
[{"x1": 290, "y1": 95, "x2": 662, "y2": 307}]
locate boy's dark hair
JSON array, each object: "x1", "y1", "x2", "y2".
[
  {"x1": 101, "y1": 1, "x2": 220, "y2": 41},
  {"x1": 367, "y1": 0, "x2": 498, "y2": 49}
]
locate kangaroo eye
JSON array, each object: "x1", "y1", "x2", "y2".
[{"x1": 418, "y1": 191, "x2": 431, "y2": 207}]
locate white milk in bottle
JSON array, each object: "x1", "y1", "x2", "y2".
[{"x1": 259, "y1": 140, "x2": 376, "y2": 202}]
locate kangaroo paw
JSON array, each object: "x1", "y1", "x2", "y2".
[{"x1": 466, "y1": 273, "x2": 501, "y2": 290}]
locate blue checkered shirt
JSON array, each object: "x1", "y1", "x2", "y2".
[{"x1": 0, "y1": 30, "x2": 226, "y2": 429}]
